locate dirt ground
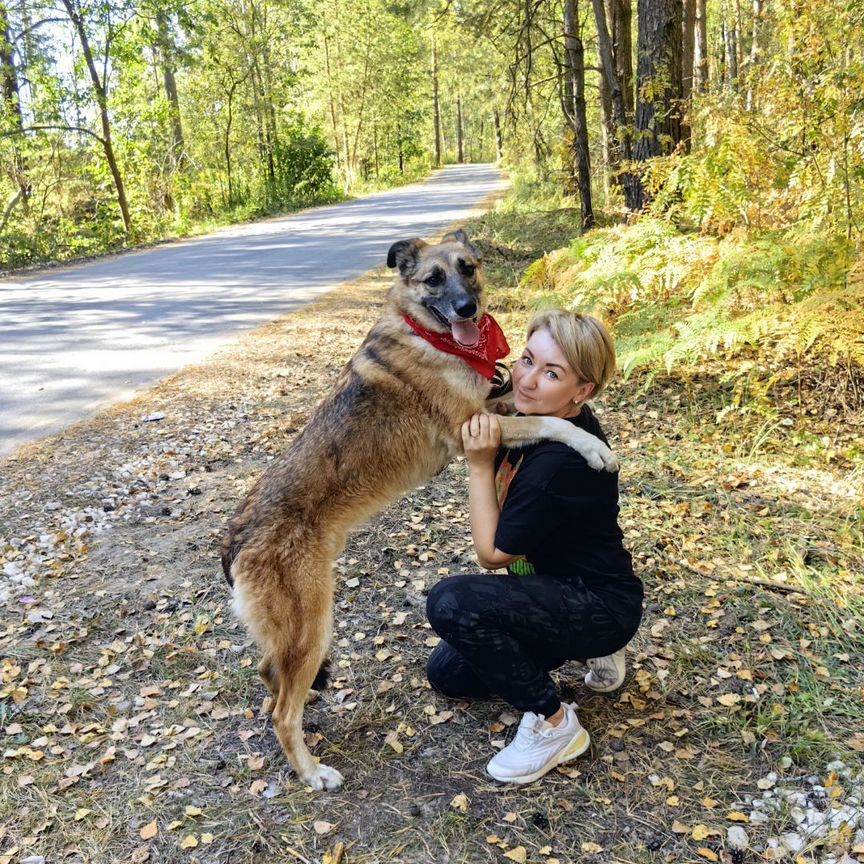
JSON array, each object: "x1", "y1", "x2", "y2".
[{"x1": 1, "y1": 224, "x2": 863, "y2": 864}]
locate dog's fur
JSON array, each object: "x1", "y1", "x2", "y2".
[{"x1": 221, "y1": 230, "x2": 618, "y2": 790}]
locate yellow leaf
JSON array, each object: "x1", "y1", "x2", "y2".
[
  {"x1": 696, "y1": 848, "x2": 718, "y2": 862},
  {"x1": 74, "y1": 808, "x2": 91, "y2": 821},
  {"x1": 581, "y1": 842, "x2": 604, "y2": 854},
  {"x1": 717, "y1": 693, "x2": 741, "y2": 707},
  {"x1": 201, "y1": 833, "x2": 214, "y2": 845},
  {"x1": 702, "y1": 798, "x2": 719, "y2": 809},
  {"x1": 666, "y1": 795, "x2": 680, "y2": 806},
  {"x1": 184, "y1": 806, "x2": 203, "y2": 817},
  {"x1": 727, "y1": 811, "x2": 749, "y2": 822},
  {"x1": 503, "y1": 812, "x2": 517, "y2": 823},
  {"x1": 450, "y1": 793, "x2": 469, "y2": 813},
  {"x1": 384, "y1": 731, "x2": 403, "y2": 754},
  {"x1": 504, "y1": 848, "x2": 527, "y2": 863},
  {"x1": 140, "y1": 821, "x2": 158, "y2": 841},
  {"x1": 692, "y1": 824, "x2": 711, "y2": 841},
  {"x1": 671, "y1": 820, "x2": 690, "y2": 834},
  {"x1": 180, "y1": 835, "x2": 198, "y2": 849}
]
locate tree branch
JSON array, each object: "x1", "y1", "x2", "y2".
[{"x1": 0, "y1": 123, "x2": 105, "y2": 144}]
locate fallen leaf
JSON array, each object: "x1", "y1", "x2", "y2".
[
  {"x1": 247, "y1": 755, "x2": 264, "y2": 771},
  {"x1": 184, "y1": 806, "x2": 203, "y2": 817},
  {"x1": 696, "y1": 848, "x2": 718, "y2": 862},
  {"x1": 692, "y1": 825, "x2": 711, "y2": 841},
  {"x1": 450, "y1": 793, "x2": 469, "y2": 813},
  {"x1": 313, "y1": 820, "x2": 335, "y2": 835},
  {"x1": 717, "y1": 693, "x2": 741, "y2": 707},
  {"x1": 139, "y1": 820, "x2": 158, "y2": 841},
  {"x1": 180, "y1": 834, "x2": 198, "y2": 849},
  {"x1": 727, "y1": 811, "x2": 749, "y2": 823},
  {"x1": 504, "y1": 848, "x2": 527, "y2": 863},
  {"x1": 384, "y1": 731, "x2": 403, "y2": 754},
  {"x1": 248, "y1": 779, "x2": 267, "y2": 796},
  {"x1": 581, "y1": 842, "x2": 604, "y2": 854},
  {"x1": 671, "y1": 820, "x2": 690, "y2": 834},
  {"x1": 503, "y1": 812, "x2": 517, "y2": 823}
]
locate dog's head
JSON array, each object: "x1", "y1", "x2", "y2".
[{"x1": 387, "y1": 229, "x2": 485, "y2": 347}]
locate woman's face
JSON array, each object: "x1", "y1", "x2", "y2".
[{"x1": 511, "y1": 327, "x2": 595, "y2": 418}]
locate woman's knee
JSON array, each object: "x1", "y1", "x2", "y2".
[{"x1": 426, "y1": 576, "x2": 462, "y2": 636}]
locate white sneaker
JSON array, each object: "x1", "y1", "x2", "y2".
[
  {"x1": 486, "y1": 703, "x2": 590, "y2": 784},
  {"x1": 584, "y1": 649, "x2": 626, "y2": 692}
]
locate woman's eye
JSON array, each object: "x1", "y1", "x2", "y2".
[
  {"x1": 546, "y1": 370, "x2": 559, "y2": 380},
  {"x1": 521, "y1": 356, "x2": 532, "y2": 366}
]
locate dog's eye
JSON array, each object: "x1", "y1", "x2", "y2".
[
  {"x1": 426, "y1": 270, "x2": 444, "y2": 287},
  {"x1": 459, "y1": 260, "x2": 476, "y2": 278}
]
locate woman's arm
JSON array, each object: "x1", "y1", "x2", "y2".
[{"x1": 462, "y1": 413, "x2": 523, "y2": 571}]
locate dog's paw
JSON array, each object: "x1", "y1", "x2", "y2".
[
  {"x1": 583, "y1": 439, "x2": 620, "y2": 473},
  {"x1": 304, "y1": 763, "x2": 344, "y2": 792},
  {"x1": 305, "y1": 688, "x2": 320, "y2": 705}
]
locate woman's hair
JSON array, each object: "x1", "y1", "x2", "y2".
[{"x1": 527, "y1": 309, "x2": 616, "y2": 397}]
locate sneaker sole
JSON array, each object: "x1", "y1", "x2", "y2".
[
  {"x1": 584, "y1": 673, "x2": 625, "y2": 693},
  {"x1": 486, "y1": 728, "x2": 591, "y2": 785}
]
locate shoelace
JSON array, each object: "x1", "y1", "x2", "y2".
[{"x1": 512, "y1": 713, "x2": 552, "y2": 750}]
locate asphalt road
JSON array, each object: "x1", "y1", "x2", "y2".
[{"x1": 0, "y1": 163, "x2": 507, "y2": 458}]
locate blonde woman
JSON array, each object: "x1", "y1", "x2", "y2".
[{"x1": 426, "y1": 310, "x2": 642, "y2": 784}]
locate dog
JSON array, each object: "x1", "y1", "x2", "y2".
[{"x1": 221, "y1": 230, "x2": 618, "y2": 790}]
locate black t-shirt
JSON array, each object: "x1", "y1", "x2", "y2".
[{"x1": 494, "y1": 405, "x2": 642, "y2": 614}]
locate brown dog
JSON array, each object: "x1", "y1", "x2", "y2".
[{"x1": 221, "y1": 230, "x2": 618, "y2": 790}]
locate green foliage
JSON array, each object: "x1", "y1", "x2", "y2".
[{"x1": 516, "y1": 216, "x2": 864, "y2": 385}]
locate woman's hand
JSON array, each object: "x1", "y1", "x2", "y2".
[{"x1": 461, "y1": 412, "x2": 501, "y2": 470}]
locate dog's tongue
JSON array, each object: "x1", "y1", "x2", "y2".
[{"x1": 451, "y1": 319, "x2": 481, "y2": 348}]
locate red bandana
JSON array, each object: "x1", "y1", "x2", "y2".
[{"x1": 403, "y1": 312, "x2": 510, "y2": 380}]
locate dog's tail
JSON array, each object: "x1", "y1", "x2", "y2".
[{"x1": 221, "y1": 535, "x2": 240, "y2": 587}]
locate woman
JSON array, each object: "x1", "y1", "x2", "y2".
[{"x1": 425, "y1": 310, "x2": 642, "y2": 785}]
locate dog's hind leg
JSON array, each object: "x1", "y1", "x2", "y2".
[
  {"x1": 257, "y1": 653, "x2": 280, "y2": 698},
  {"x1": 270, "y1": 646, "x2": 344, "y2": 791}
]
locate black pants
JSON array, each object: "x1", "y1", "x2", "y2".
[{"x1": 426, "y1": 573, "x2": 641, "y2": 718}]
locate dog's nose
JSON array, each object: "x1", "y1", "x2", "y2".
[{"x1": 454, "y1": 299, "x2": 477, "y2": 319}]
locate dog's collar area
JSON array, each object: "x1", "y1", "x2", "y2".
[{"x1": 402, "y1": 313, "x2": 510, "y2": 381}]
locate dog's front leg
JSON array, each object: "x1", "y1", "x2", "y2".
[{"x1": 497, "y1": 415, "x2": 619, "y2": 472}]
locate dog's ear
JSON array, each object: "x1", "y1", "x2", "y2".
[
  {"x1": 443, "y1": 228, "x2": 482, "y2": 262},
  {"x1": 387, "y1": 239, "x2": 427, "y2": 276}
]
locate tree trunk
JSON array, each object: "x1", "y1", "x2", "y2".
[
  {"x1": 432, "y1": 38, "x2": 441, "y2": 166},
  {"x1": 608, "y1": 0, "x2": 634, "y2": 116},
  {"x1": 155, "y1": 10, "x2": 184, "y2": 168},
  {"x1": 322, "y1": 33, "x2": 342, "y2": 168},
  {"x1": 592, "y1": 0, "x2": 640, "y2": 209},
  {"x1": 681, "y1": 0, "x2": 696, "y2": 101},
  {"x1": 0, "y1": 1, "x2": 30, "y2": 208},
  {"x1": 694, "y1": 0, "x2": 708, "y2": 92},
  {"x1": 563, "y1": 0, "x2": 593, "y2": 229},
  {"x1": 457, "y1": 93, "x2": 464, "y2": 163},
  {"x1": 61, "y1": 0, "x2": 132, "y2": 235},
  {"x1": 745, "y1": 0, "x2": 764, "y2": 110},
  {"x1": 493, "y1": 109, "x2": 503, "y2": 161},
  {"x1": 225, "y1": 81, "x2": 237, "y2": 207},
  {"x1": 598, "y1": 70, "x2": 615, "y2": 196},
  {"x1": 723, "y1": 1, "x2": 739, "y2": 88},
  {"x1": 681, "y1": 0, "x2": 696, "y2": 147},
  {"x1": 633, "y1": 0, "x2": 684, "y2": 208}
]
